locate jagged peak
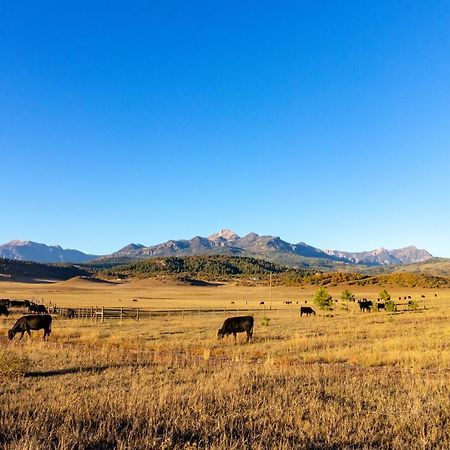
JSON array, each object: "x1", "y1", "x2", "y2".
[{"x1": 208, "y1": 229, "x2": 240, "y2": 241}]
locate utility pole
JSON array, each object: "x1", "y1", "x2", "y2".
[{"x1": 269, "y1": 273, "x2": 272, "y2": 310}]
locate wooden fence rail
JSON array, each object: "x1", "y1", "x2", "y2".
[{"x1": 52, "y1": 306, "x2": 272, "y2": 322}]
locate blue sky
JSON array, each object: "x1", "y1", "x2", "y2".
[{"x1": 1, "y1": 1, "x2": 449, "y2": 256}]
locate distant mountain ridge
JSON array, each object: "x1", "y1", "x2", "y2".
[
  {"x1": 99, "y1": 229, "x2": 433, "y2": 268},
  {"x1": 0, "y1": 240, "x2": 98, "y2": 264},
  {"x1": 0, "y1": 230, "x2": 434, "y2": 267},
  {"x1": 324, "y1": 245, "x2": 433, "y2": 266}
]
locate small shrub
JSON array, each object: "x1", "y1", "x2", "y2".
[
  {"x1": 313, "y1": 287, "x2": 333, "y2": 310},
  {"x1": 385, "y1": 300, "x2": 397, "y2": 313},
  {"x1": 0, "y1": 350, "x2": 30, "y2": 377},
  {"x1": 379, "y1": 289, "x2": 391, "y2": 302},
  {"x1": 408, "y1": 299, "x2": 419, "y2": 311}
]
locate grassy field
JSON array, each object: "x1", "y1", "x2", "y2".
[{"x1": 0, "y1": 279, "x2": 449, "y2": 449}]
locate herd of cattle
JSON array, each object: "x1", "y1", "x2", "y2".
[{"x1": 0, "y1": 293, "x2": 435, "y2": 343}]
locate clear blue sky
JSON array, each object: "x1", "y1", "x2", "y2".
[{"x1": 1, "y1": 1, "x2": 449, "y2": 256}]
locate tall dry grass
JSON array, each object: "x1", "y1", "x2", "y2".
[{"x1": 0, "y1": 289, "x2": 448, "y2": 448}]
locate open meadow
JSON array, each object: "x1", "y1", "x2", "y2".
[{"x1": 0, "y1": 279, "x2": 449, "y2": 449}]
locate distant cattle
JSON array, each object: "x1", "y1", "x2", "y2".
[
  {"x1": 0, "y1": 299, "x2": 10, "y2": 307},
  {"x1": 9, "y1": 300, "x2": 29, "y2": 308},
  {"x1": 0, "y1": 305, "x2": 9, "y2": 316},
  {"x1": 8, "y1": 314, "x2": 52, "y2": 340},
  {"x1": 28, "y1": 304, "x2": 48, "y2": 314},
  {"x1": 259, "y1": 301, "x2": 265, "y2": 305},
  {"x1": 230, "y1": 301, "x2": 235, "y2": 304},
  {"x1": 435, "y1": 294, "x2": 438, "y2": 297},
  {"x1": 398, "y1": 297, "x2": 402, "y2": 301},
  {"x1": 132, "y1": 299, "x2": 138, "y2": 302},
  {"x1": 404, "y1": 296, "x2": 407, "y2": 300},
  {"x1": 408, "y1": 296, "x2": 412, "y2": 300},
  {"x1": 218, "y1": 316, "x2": 254, "y2": 344},
  {"x1": 421, "y1": 295, "x2": 425, "y2": 298},
  {"x1": 300, "y1": 306, "x2": 316, "y2": 316},
  {"x1": 358, "y1": 300, "x2": 373, "y2": 312},
  {"x1": 284, "y1": 301, "x2": 292, "y2": 305},
  {"x1": 377, "y1": 303, "x2": 386, "y2": 311}
]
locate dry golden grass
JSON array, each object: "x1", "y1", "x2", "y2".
[{"x1": 0, "y1": 281, "x2": 449, "y2": 448}]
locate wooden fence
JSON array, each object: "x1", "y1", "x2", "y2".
[{"x1": 54, "y1": 306, "x2": 271, "y2": 322}]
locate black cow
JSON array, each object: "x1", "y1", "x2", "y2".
[
  {"x1": 259, "y1": 301, "x2": 265, "y2": 305},
  {"x1": 218, "y1": 316, "x2": 254, "y2": 344},
  {"x1": 8, "y1": 314, "x2": 52, "y2": 340},
  {"x1": 28, "y1": 304, "x2": 48, "y2": 314},
  {"x1": 9, "y1": 300, "x2": 28, "y2": 308},
  {"x1": 377, "y1": 303, "x2": 386, "y2": 311},
  {"x1": 421, "y1": 295, "x2": 425, "y2": 298},
  {"x1": 358, "y1": 300, "x2": 373, "y2": 312},
  {"x1": 300, "y1": 306, "x2": 316, "y2": 316},
  {"x1": 0, "y1": 305, "x2": 9, "y2": 316},
  {"x1": 0, "y1": 299, "x2": 10, "y2": 307}
]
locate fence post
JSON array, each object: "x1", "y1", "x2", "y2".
[
  {"x1": 101, "y1": 306, "x2": 104, "y2": 323},
  {"x1": 182, "y1": 308, "x2": 184, "y2": 319},
  {"x1": 120, "y1": 307, "x2": 123, "y2": 321},
  {"x1": 90, "y1": 307, "x2": 93, "y2": 319},
  {"x1": 136, "y1": 308, "x2": 139, "y2": 321}
]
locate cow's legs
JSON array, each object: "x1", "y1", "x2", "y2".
[
  {"x1": 26, "y1": 326, "x2": 32, "y2": 338},
  {"x1": 19, "y1": 331, "x2": 25, "y2": 340},
  {"x1": 233, "y1": 332, "x2": 237, "y2": 344}
]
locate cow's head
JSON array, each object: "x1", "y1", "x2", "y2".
[
  {"x1": 217, "y1": 328, "x2": 224, "y2": 340},
  {"x1": 7, "y1": 329, "x2": 15, "y2": 340}
]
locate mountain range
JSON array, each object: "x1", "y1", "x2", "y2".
[
  {"x1": 0, "y1": 240, "x2": 98, "y2": 264},
  {"x1": 0, "y1": 230, "x2": 432, "y2": 268}
]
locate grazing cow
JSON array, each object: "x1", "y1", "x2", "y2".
[
  {"x1": 8, "y1": 314, "x2": 52, "y2": 340},
  {"x1": 408, "y1": 296, "x2": 412, "y2": 300},
  {"x1": 358, "y1": 300, "x2": 373, "y2": 312},
  {"x1": 0, "y1": 299, "x2": 10, "y2": 307},
  {"x1": 259, "y1": 301, "x2": 265, "y2": 305},
  {"x1": 230, "y1": 301, "x2": 235, "y2": 304},
  {"x1": 421, "y1": 295, "x2": 425, "y2": 298},
  {"x1": 377, "y1": 303, "x2": 386, "y2": 311},
  {"x1": 404, "y1": 296, "x2": 407, "y2": 300},
  {"x1": 9, "y1": 300, "x2": 28, "y2": 308},
  {"x1": 0, "y1": 305, "x2": 9, "y2": 316},
  {"x1": 217, "y1": 316, "x2": 254, "y2": 344},
  {"x1": 435, "y1": 294, "x2": 438, "y2": 297},
  {"x1": 398, "y1": 297, "x2": 402, "y2": 301},
  {"x1": 132, "y1": 299, "x2": 138, "y2": 302},
  {"x1": 300, "y1": 306, "x2": 316, "y2": 316},
  {"x1": 284, "y1": 301, "x2": 292, "y2": 305},
  {"x1": 28, "y1": 304, "x2": 48, "y2": 314}
]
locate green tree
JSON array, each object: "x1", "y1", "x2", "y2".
[
  {"x1": 341, "y1": 289, "x2": 354, "y2": 302},
  {"x1": 313, "y1": 287, "x2": 333, "y2": 310},
  {"x1": 379, "y1": 289, "x2": 391, "y2": 302}
]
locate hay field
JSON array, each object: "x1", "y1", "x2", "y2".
[{"x1": 0, "y1": 280, "x2": 449, "y2": 449}]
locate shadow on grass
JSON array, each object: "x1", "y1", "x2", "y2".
[{"x1": 25, "y1": 362, "x2": 153, "y2": 378}]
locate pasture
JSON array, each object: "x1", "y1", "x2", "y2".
[{"x1": 0, "y1": 278, "x2": 449, "y2": 449}]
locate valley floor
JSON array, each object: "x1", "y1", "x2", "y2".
[{"x1": 0, "y1": 281, "x2": 449, "y2": 449}]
